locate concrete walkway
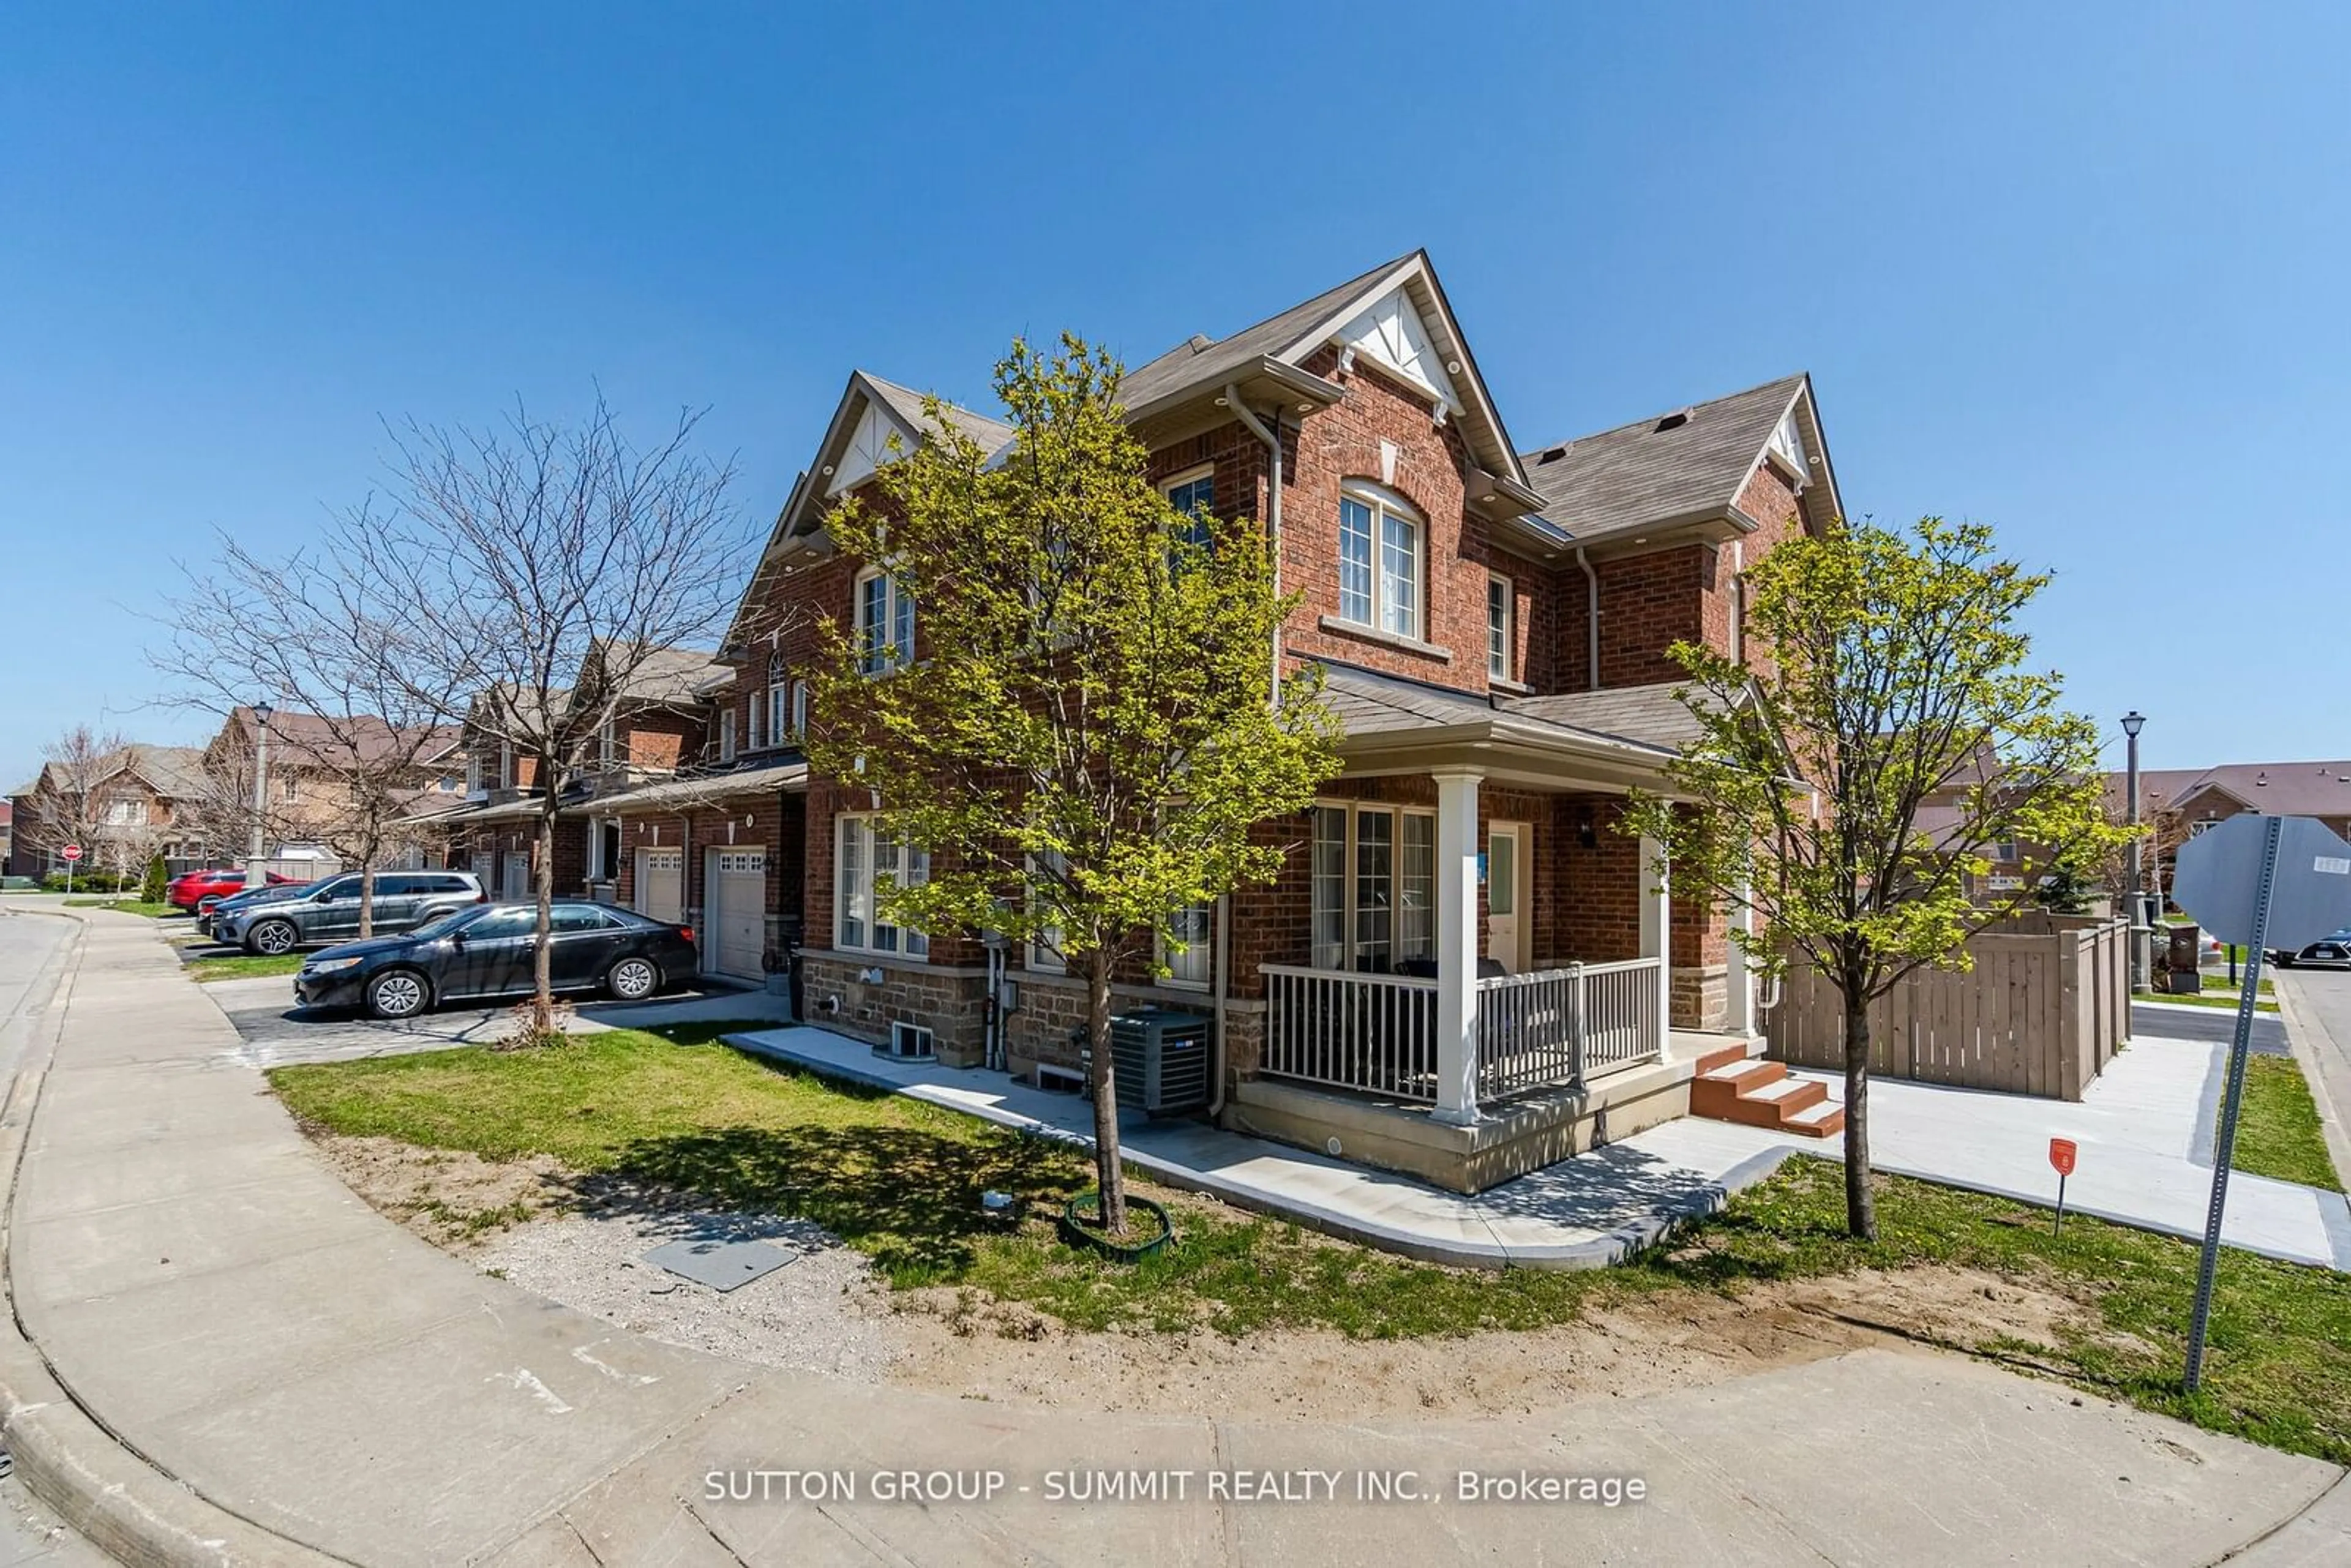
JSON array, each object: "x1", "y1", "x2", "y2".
[
  {"x1": 728, "y1": 1024, "x2": 1798, "y2": 1267},
  {"x1": 2, "y1": 906, "x2": 2344, "y2": 1566},
  {"x1": 1689, "y1": 1033, "x2": 2351, "y2": 1270}
]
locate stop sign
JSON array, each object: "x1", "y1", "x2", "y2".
[{"x1": 60, "y1": 844, "x2": 83, "y2": 863}]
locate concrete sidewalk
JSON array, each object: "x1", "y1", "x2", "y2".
[
  {"x1": 727, "y1": 1024, "x2": 1798, "y2": 1268},
  {"x1": 2, "y1": 906, "x2": 2343, "y2": 1566},
  {"x1": 1687, "y1": 1032, "x2": 2351, "y2": 1270}
]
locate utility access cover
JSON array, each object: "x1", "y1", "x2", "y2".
[
  {"x1": 643, "y1": 1237, "x2": 796, "y2": 1292},
  {"x1": 2173, "y1": 814, "x2": 2351, "y2": 951}
]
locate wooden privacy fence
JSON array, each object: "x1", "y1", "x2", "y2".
[{"x1": 1764, "y1": 914, "x2": 2131, "y2": 1101}]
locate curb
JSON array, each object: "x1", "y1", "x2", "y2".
[{"x1": 0, "y1": 907, "x2": 334, "y2": 1566}]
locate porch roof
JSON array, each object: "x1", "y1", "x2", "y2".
[
  {"x1": 1316, "y1": 663, "x2": 1685, "y2": 790},
  {"x1": 590, "y1": 759, "x2": 809, "y2": 815}
]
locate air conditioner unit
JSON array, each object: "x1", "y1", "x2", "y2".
[
  {"x1": 1105, "y1": 1007, "x2": 1211, "y2": 1117},
  {"x1": 883, "y1": 1021, "x2": 935, "y2": 1061}
]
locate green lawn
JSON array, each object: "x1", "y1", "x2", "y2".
[
  {"x1": 186, "y1": 952, "x2": 305, "y2": 983},
  {"x1": 62, "y1": 898, "x2": 178, "y2": 918},
  {"x1": 269, "y1": 1026, "x2": 2351, "y2": 1466},
  {"x1": 2228, "y1": 1056, "x2": 2344, "y2": 1190}
]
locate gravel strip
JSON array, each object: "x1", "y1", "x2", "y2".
[{"x1": 473, "y1": 1207, "x2": 896, "y2": 1382}]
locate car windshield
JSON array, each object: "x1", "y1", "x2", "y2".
[{"x1": 407, "y1": 906, "x2": 487, "y2": 941}]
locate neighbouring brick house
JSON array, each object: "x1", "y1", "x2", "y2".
[
  {"x1": 2110, "y1": 759, "x2": 2351, "y2": 908},
  {"x1": 558, "y1": 250, "x2": 1847, "y2": 1191},
  {"x1": 8, "y1": 744, "x2": 214, "y2": 879},
  {"x1": 201, "y1": 707, "x2": 467, "y2": 874}
]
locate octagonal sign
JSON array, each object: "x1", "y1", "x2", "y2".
[{"x1": 2173, "y1": 814, "x2": 2351, "y2": 951}]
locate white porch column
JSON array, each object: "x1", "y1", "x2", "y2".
[
  {"x1": 1639, "y1": 833, "x2": 1672, "y2": 1048},
  {"x1": 1432, "y1": 768, "x2": 1483, "y2": 1125}
]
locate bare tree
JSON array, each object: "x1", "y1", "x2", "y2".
[
  {"x1": 24, "y1": 726, "x2": 130, "y2": 882},
  {"x1": 339, "y1": 396, "x2": 751, "y2": 1038},
  {"x1": 154, "y1": 534, "x2": 475, "y2": 936}
]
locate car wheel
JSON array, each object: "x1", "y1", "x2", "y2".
[
  {"x1": 366, "y1": 969, "x2": 431, "y2": 1020},
  {"x1": 606, "y1": 956, "x2": 661, "y2": 1002},
  {"x1": 249, "y1": 918, "x2": 298, "y2": 956}
]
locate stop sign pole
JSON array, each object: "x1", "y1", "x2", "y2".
[{"x1": 2182, "y1": 816, "x2": 2279, "y2": 1394}]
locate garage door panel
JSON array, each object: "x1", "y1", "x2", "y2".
[
  {"x1": 636, "y1": 848, "x2": 683, "y2": 925},
  {"x1": 707, "y1": 849, "x2": 767, "y2": 981}
]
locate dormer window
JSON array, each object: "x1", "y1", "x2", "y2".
[
  {"x1": 1338, "y1": 482, "x2": 1421, "y2": 641},
  {"x1": 855, "y1": 568, "x2": 914, "y2": 675}
]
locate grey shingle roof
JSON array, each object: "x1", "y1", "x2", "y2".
[
  {"x1": 1118, "y1": 254, "x2": 1414, "y2": 413},
  {"x1": 2161, "y1": 762, "x2": 2351, "y2": 820},
  {"x1": 1502, "y1": 683, "x2": 1702, "y2": 751},
  {"x1": 1520, "y1": 374, "x2": 1805, "y2": 542},
  {"x1": 859, "y1": 373, "x2": 1016, "y2": 456},
  {"x1": 604, "y1": 645, "x2": 730, "y2": 707}
]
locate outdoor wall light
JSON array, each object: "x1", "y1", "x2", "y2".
[{"x1": 1578, "y1": 809, "x2": 1597, "y2": 850}]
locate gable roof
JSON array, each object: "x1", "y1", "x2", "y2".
[
  {"x1": 224, "y1": 707, "x2": 462, "y2": 770},
  {"x1": 1520, "y1": 373, "x2": 1817, "y2": 544},
  {"x1": 1120, "y1": 254, "x2": 1411, "y2": 413},
  {"x1": 2150, "y1": 760, "x2": 2351, "y2": 820}
]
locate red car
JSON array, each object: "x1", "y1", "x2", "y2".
[{"x1": 167, "y1": 868, "x2": 297, "y2": 910}]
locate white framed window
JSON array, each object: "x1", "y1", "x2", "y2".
[
  {"x1": 103, "y1": 797, "x2": 149, "y2": 827},
  {"x1": 1161, "y1": 901, "x2": 1211, "y2": 988},
  {"x1": 1026, "y1": 848, "x2": 1067, "y2": 973},
  {"x1": 1308, "y1": 802, "x2": 1436, "y2": 972},
  {"x1": 1164, "y1": 465, "x2": 1215, "y2": 550},
  {"x1": 1487, "y1": 572, "x2": 1513, "y2": 681},
  {"x1": 598, "y1": 721, "x2": 618, "y2": 766},
  {"x1": 855, "y1": 568, "x2": 913, "y2": 675},
  {"x1": 280, "y1": 775, "x2": 301, "y2": 805},
  {"x1": 790, "y1": 678, "x2": 809, "y2": 737},
  {"x1": 718, "y1": 707, "x2": 737, "y2": 762},
  {"x1": 767, "y1": 684, "x2": 789, "y2": 745},
  {"x1": 465, "y1": 752, "x2": 484, "y2": 795},
  {"x1": 747, "y1": 689, "x2": 764, "y2": 752},
  {"x1": 499, "y1": 741, "x2": 514, "y2": 789},
  {"x1": 1337, "y1": 482, "x2": 1421, "y2": 640},
  {"x1": 837, "y1": 814, "x2": 928, "y2": 957}
]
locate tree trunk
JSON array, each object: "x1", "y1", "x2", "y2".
[
  {"x1": 1842, "y1": 990, "x2": 1878, "y2": 1241},
  {"x1": 531, "y1": 805, "x2": 557, "y2": 1036},
  {"x1": 1084, "y1": 950, "x2": 1127, "y2": 1236},
  {"x1": 358, "y1": 861, "x2": 376, "y2": 939}
]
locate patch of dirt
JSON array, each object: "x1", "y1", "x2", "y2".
[
  {"x1": 304, "y1": 1131, "x2": 569, "y2": 1247},
  {"x1": 294, "y1": 1131, "x2": 2092, "y2": 1425}
]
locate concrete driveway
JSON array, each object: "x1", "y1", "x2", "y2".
[{"x1": 201, "y1": 967, "x2": 798, "y2": 1067}]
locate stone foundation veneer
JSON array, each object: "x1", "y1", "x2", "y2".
[
  {"x1": 1672, "y1": 963, "x2": 1730, "y2": 1033},
  {"x1": 797, "y1": 952, "x2": 988, "y2": 1065}
]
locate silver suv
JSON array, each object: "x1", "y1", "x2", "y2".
[{"x1": 215, "y1": 871, "x2": 487, "y2": 955}]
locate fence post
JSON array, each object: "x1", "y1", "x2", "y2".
[{"x1": 1567, "y1": 962, "x2": 1588, "y2": 1092}]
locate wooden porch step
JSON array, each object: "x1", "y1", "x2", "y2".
[{"x1": 1689, "y1": 1052, "x2": 1843, "y2": 1137}]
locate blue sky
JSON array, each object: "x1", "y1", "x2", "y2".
[{"x1": 5, "y1": 2, "x2": 2345, "y2": 790}]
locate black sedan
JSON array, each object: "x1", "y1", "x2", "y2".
[
  {"x1": 294, "y1": 901, "x2": 699, "y2": 1019},
  {"x1": 2273, "y1": 930, "x2": 2351, "y2": 970}
]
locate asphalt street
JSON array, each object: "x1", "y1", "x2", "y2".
[{"x1": 0, "y1": 912, "x2": 127, "y2": 1565}]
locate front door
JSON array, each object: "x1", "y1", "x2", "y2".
[{"x1": 1487, "y1": 822, "x2": 1527, "y2": 974}]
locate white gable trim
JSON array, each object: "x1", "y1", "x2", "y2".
[
  {"x1": 828, "y1": 397, "x2": 914, "y2": 498},
  {"x1": 1331, "y1": 284, "x2": 1462, "y2": 411}
]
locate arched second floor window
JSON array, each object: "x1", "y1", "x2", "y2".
[
  {"x1": 855, "y1": 568, "x2": 914, "y2": 674},
  {"x1": 1337, "y1": 481, "x2": 1422, "y2": 642}
]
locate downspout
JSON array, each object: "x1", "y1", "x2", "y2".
[
  {"x1": 1221, "y1": 386, "x2": 1284, "y2": 1117},
  {"x1": 1576, "y1": 546, "x2": 1600, "y2": 691},
  {"x1": 1224, "y1": 386, "x2": 1284, "y2": 705}
]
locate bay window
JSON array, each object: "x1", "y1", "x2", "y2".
[
  {"x1": 1337, "y1": 483, "x2": 1422, "y2": 640},
  {"x1": 837, "y1": 814, "x2": 928, "y2": 958}
]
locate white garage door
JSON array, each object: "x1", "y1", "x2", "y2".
[
  {"x1": 502, "y1": 851, "x2": 530, "y2": 902},
  {"x1": 470, "y1": 851, "x2": 493, "y2": 892},
  {"x1": 636, "y1": 847, "x2": 683, "y2": 925},
  {"x1": 706, "y1": 848, "x2": 767, "y2": 981}
]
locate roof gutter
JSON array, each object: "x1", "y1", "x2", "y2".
[{"x1": 1224, "y1": 385, "x2": 1285, "y2": 706}]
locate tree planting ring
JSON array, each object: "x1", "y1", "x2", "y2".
[{"x1": 1058, "y1": 1190, "x2": 1173, "y2": 1261}]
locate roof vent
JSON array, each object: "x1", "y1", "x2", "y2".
[
  {"x1": 1187, "y1": 333, "x2": 1215, "y2": 354},
  {"x1": 1654, "y1": 408, "x2": 1693, "y2": 433},
  {"x1": 1537, "y1": 445, "x2": 1567, "y2": 464},
  {"x1": 2256, "y1": 771, "x2": 2270, "y2": 787}
]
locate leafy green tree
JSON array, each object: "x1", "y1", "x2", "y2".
[
  {"x1": 140, "y1": 854, "x2": 168, "y2": 906},
  {"x1": 805, "y1": 336, "x2": 1342, "y2": 1235},
  {"x1": 1627, "y1": 518, "x2": 2126, "y2": 1240}
]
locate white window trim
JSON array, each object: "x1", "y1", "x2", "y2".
[
  {"x1": 1163, "y1": 463, "x2": 1215, "y2": 542},
  {"x1": 1308, "y1": 800, "x2": 1437, "y2": 973},
  {"x1": 854, "y1": 566, "x2": 913, "y2": 675},
  {"x1": 790, "y1": 679, "x2": 809, "y2": 737},
  {"x1": 1487, "y1": 571, "x2": 1513, "y2": 681},
  {"x1": 747, "y1": 688, "x2": 764, "y2": 752},
  {"x1": 1337, "y1": 481, "x2": 1423, "y2": 641},
  {"x1": 836, "y1": 812, "x2": 928, "y2": 958},
  {"x1": 766, "y1": 684, "x2": 789, "y2": 746},
  {"x1": 718, "y1": 707, "x2": 737, "y2": 763},
  {"x1": 1158, "y1": 900, "x2": 1212, "y2": 989}
]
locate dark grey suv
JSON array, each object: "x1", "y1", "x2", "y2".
[{"x1": 213, "y1": 871, "x2": 487, "y2": 955}]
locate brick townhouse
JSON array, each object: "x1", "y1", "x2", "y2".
[{"x1": 548, "y1": 249, "x2": 1845, "y2": 1191}]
